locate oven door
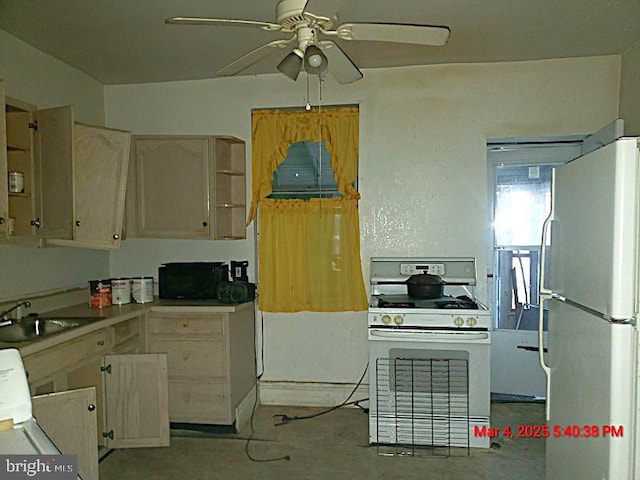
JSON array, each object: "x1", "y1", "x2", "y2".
[{"x1": 368, "y1": 327, "x2": 491, "y2": 449}]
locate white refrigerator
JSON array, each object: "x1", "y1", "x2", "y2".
[{"x1": 538, "y1": 136, "x2": 639, "y2": 479}]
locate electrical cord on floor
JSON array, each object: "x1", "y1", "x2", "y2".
[
  {"x1": 245, "y1": 310, "x2": 290, "y2": 462},
  {"x1": 273, "y1": 362, "x2": 369, "y2": 426}
]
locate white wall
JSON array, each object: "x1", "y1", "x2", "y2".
[
  {"x1": 0, "y1": 29, "x2": 109, "y2": 301},
  {"x1": 0, "y1": 30, "x2": 104, "y2": 124},
  {"x1": 620, "y1": 41, "x2": 640, "y2": 135},
  {"x1": 106, "y1": 56, "x2": 620, "y2": 403}
]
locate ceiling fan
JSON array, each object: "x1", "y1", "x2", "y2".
[{"x1": 166, "y1": 0, "x2": 450, "y2": 84}]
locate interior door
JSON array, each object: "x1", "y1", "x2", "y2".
[
  {"x1": 489, "y1": 120, "x2": 629, "y2": 398},
  {"x1": 489, "y1": 144, "x2": 579, "y2": 397}
]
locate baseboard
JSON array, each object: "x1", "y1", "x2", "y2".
[{"x1": 258, "y1": 381, "x2": 369, "y2": 407}]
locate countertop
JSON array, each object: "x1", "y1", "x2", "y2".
[{"x1": 0, "y1": 298, "x2": 254, "y2": 356}]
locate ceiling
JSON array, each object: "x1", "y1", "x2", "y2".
[{"x1": 1, "y1": 0, "x2": 639, "y2": 85}]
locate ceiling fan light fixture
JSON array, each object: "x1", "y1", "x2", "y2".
[
  {"x1": 277, "y1": 50, "x2": 303, "y2": 81},
  {"x1": 303, "y1": 45, "x2": 328, "y2": 75}
]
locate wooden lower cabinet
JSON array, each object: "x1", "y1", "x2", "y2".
[
  {"x1": 33, "y1": 387, "x2": 98, "y2": 480},
  {"x1": 145, "y1": 303, "x2": 256, "y2": 426},
  {"x1": 102, "y1": 354, "x2": 169, "y2": 449},
  {"x1": 22, "y1": 316, "x2": 170, "y2": 480}
]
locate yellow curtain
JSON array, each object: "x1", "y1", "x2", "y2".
[
  {"x1": 250, "y1": 107, "x2": 368, "y2": 313},
  {"x1": 248, "y1": 107, "x2": 360, "y2": 223}
]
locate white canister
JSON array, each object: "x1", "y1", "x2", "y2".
[
  {"x1": 131, "y1": 277, "x2": 154, "y2": 303},
  {"x1": 111, "y1": 278, "x2": 131, "y2": 305},
  {"x1": 8, "y1": 172, "x2": 24, "y2": 193}
]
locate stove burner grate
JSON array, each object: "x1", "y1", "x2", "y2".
[
  {"x1": 378, "y1": 300, "x2": 416, "y2": 308},
  {"x1": 435, "y1": 296, "x2": 479, "y2": 310},
  {"x1": 374, "y1": 295, "x2": 479, "y2": 310}
]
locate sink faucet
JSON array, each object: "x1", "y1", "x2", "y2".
[{"x1": 0, "y1": 301, "x2": 31, "y2": 325}]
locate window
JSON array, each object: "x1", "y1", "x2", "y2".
[
  {"x1": 250, "y1": 106, "x2": 368, "y2": 313},
  {"x1": 269, "y1": 141, "x2": 341, "y2": 199},
  {"x1": 489, "y1": 141, "x2": 582, "y2": 330}
]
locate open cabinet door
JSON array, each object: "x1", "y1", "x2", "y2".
[
  {"x1": 102, "y1": 353, "x2": 170, "y2": 449},
  {"x1": 71, "y1": 123, "x2": 131, "y2": 249},
  {"x1": 32, "y1": 387, "x2": 99, "y2": 480},
  {"x1": 32, "y1": 106, "x2": 74, "y2": 240},
  {"x1": 0, "y1": 82, "x2": 8, "y2": 239}
]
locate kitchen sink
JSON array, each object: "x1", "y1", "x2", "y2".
[{"x1": 0, "y1": 316, "x2": 98, "y2": 343}]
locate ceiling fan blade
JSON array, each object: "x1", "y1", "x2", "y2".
[
  {"x1": 318, "y1": 41, "x2": 362, "y2": 84},
  {"x1": 335, "y1": 23, "x2": 450, "y2": 46},
  {"x1": 165, "y1": 16, "x2": 283, "y2": 32},
  {"x1": 217, "y1": 38, "x2": 295, "y2": 76},
  {"x1": 302, "y1": 0, "x2": 346, "y2": 18}
]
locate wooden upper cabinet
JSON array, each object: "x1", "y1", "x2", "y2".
[
  {"x1": 49, "y1": 123, "x2": 131, "y2": 249},
  {"x1": 127, "y1": 135, "x2": 246, "y2": 240},
  {"x1": 1, "y1": 81, "x2": 131, "y2": 249},
  {"x1": 2, "y1": 100, "x2": 74, "y2": 243},
  {"x1": 133, "y1": 136, "x2": 211, "y2": 238}
]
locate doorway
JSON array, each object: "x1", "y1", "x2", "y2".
[{"x1": 488, "y1": 139, "x2": 582, "y2": 397}]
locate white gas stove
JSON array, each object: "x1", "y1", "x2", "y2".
[
  {"x1": 367, "y1": 257, "x2": 492, "y2": 451},
  {"x1": 368, "y1": 257, "x2": 490, "y2": 328}
]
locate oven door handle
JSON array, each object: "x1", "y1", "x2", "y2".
[{"x1": 369, "y1": 329, "x2": 490, "y2": 343}]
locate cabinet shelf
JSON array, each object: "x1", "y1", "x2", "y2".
[
  {"x1": 7, "y1": 143, "x2": 29, "y2": 152},
  {"x1": 2, "y1": 83, "x2": 129, "y2": 247},
  {"x1": 128, "y1": 135, "x2": 246, "y2": 240},
  {"x1": 216, "y1": 169, "x2": 244, "y2": 176},
  {"x1": 216, "y1": 203, "x2": 245, "y2": 208}
]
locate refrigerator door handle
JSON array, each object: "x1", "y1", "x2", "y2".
[
  {"x1": 538, "y1": 294, "x2": 552, "y2": 421},
  {"x1": 538, "y1": 205, "x2": 554, "y2": 421},
  {"x1": 539, "y1": 176, "x2": 554, "y2": 297}
]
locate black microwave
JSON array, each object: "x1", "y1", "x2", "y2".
[{"x1": 158, "y1": 262, "x2": 229, "y2": 300}]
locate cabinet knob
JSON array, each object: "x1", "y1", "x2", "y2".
[
  {"x1": 30, "y1": 218, "x2": 41, "y2": 228},
  {"x1": 97, "y1": 340, "x2": 105, "y2": 346},
  {"x1": 76, "y1": 220, "x2": 81, "y2": 227},
  {"x1": 0, "y1": 218, "x2": 4, "y2": 225},
  {"x1": 202, "y1": 221, "x2": 208, "y2": 227},
  {"x1": 113, "y1": 233, "x2": 119, "y2": 240},
  {"x1": 87, "y1": 404, "x2": 96, "y2": 412}
]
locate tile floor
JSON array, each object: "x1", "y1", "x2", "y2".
[{"x1": 99, "y1": 402, "x2": 545, "y2": 479}]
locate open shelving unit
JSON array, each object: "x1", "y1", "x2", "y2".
[
  {"x1": 213, "y1": 136, "x2": 246, "y2": 240},
  {"x1": 5, "y1": 104, "x2": 35, "y2": 237}
]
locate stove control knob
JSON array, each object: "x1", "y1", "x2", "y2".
[
  {"x1": 453, "y1": 316, "x2": 464, "y2": 327},
  {"x1": 393, "y1": 315, "x2": 404, "y2": 325},
  {"x1": 381, "y1": 315, "x2": 392, "y2": 325},
  {"x1": 466, "y1": 317, "x2": 477, "y2": 327}
]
